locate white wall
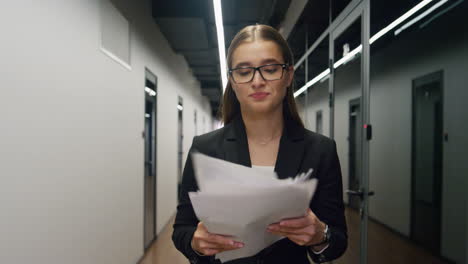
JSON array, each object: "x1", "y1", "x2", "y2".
[
  {"x1": 369, "y1": 25, "x2": 467, "y2": 264},
  {"x1": 181, "y1": 97, "x2": 213, "y2": 173},
  {"x1": 333, "y1": 63, "x2": 362, "y2": 205},
  {"x1": 0, "y1": 1, "x2": 212, "y2": 264},
  {"x1": 301, "y1": 80, "x2": 330, "y2": 138},
  {"x1": 301, "y1": 64, "x2": 360, "y2": 206},
  {"x1": 302, "y1": 22, "x2": 468, "y2": 264}
]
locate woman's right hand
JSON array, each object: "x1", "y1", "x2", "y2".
[{"x1": 191, "y1": 222, "x2": 244, "y2": 256}]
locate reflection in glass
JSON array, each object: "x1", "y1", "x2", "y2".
[
  {"x1": 332, "y1": 15, "x2": 362, "y2": 264},
  {"x1": 368, "y1": 1, "x2": 468, "y2": 263},
  {"x1": 291, "y1": 1, "x2": 468, "y2": 263}
]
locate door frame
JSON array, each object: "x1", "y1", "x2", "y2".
[
  {"x1": 329, "y1": 1, "x2": 371, "y2": 263},
  {"x1": 348, "y1": 97, "x2": 362, "y2": 210},
  {"x1": 410, "y1": 70, "x2": 444, "y2": 253},
  {"x1": 293, "y1": 1, "x2": 371, "y2": 262},
  {"x1": 177, "y1": 96, "x2": 184, "y2": 200},
  {"x1": 143, "y1": 68, "x2": 158, "y2": 250}
]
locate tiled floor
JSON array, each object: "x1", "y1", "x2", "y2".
[{"x1": 140, "y1": 209, "x2": 450, "y2": 264}]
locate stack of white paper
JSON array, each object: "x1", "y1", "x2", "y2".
[{"x1": 189, "y1": 153, "x2": 318, "y2": 263}]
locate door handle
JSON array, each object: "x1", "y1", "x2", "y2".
[{"x1": 346, "y1": 189, "x2": 375, "y2": 199}]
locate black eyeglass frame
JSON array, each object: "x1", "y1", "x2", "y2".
[{"x1": 228, "y1": 63, "x2": 290, "y2": 84}]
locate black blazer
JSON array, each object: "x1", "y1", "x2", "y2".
[{"x1": 172, "y1": 114, "x2": 347, "y2": 264}]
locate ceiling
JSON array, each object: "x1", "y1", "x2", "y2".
[
  {"x1": 283, "y1": 0, "x2": 464, "y2": 93},
  {"x1": 152, "y1": 0, "x2": 291, "y2": 117},
  {"x1": 151, "y1": 0, "x2": 466, "y2": 116}
]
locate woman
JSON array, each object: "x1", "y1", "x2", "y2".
[{"x1": 172, "y1": 24, "x2": 347, "y2": 264}]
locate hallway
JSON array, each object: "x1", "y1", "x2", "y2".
[
  {"x1": 140, "y1": 218, "x2": 188, "y2": 264},
  {"x1": 142, "y1": 208, "x2": 450, "y2": 264},
  {"x1": 1, "y1": 1, "x2": 467, "y2": 263}
]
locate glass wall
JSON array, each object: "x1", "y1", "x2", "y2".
[
  {"x1": 367, "y1": 1, "x2": 468, "y2": 263},
  {"x1": 301, "y1": 35, "x2": 330, "y2": 136},
  {"x1": 332, "y1": 15, "x2": 363, "y2": 264},
  {"x1": 294, "y1": 0, "x2": 468, "y2": 263}
]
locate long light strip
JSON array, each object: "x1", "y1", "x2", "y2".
[
  {"x1": 294, "y1": 0, "x2": 437, "y2": 98},
  {"x1": 420, "y1": 0, "x2": 464, "y2": 28},
  {"x1": 394, "y1": 0, "x2": 449, "y2": 36},
  {"x1": 369, "y1": 0, "x2": 433, "y2": 44},
  {"x1": 145, "y1": 87, "x2": 156, "y2": 96},
  {"x1": 213, "y1": 0, "x2": 228, "y2": 92},
  {"x1": 333, "y1": 44, "x2": 362, "y2": 69},
  {"x1": 294, "y1": 68, "x2": 331, "y2": 97}
]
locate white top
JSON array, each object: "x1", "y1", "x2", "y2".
[{"x1": 252, "y1": 165, "x2": 275, "y2": 172}]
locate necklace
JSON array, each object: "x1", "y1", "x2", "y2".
[{"x1": 250, "y1": 133, "x2": 281, "y2": 145}]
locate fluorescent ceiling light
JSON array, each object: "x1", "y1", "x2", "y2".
[
  {"x1": 294, "y1": 0, "x2": 438, "y2": 98},
  {"x1": 293, "y1": 44, "x2": 362, "y2": 98},
  {"x1": 145, "y1": 87, "x2": 156, "y2": 96},
  {"x1": 294, "y1": 68, "x2": 331, "y2": 97},
  {"x1": 213, "y1": 0, "x2": 228, "y2": 93},
  {"x1": 395, "y1": 0, "x2": 449, "y2": 36},
  {"x1": 420, "y1": 0, "x2": 464, "y2": 28},
  {"x1": 319, "y1": 73, "x2": 330, "y2": 83},
  {"x1": 333, "y1": 45, "x2": 362, "y2": 69},
  {"x1": 177, "y1": 104, "x2": 184, "y2": 111},
  {"x1": 370, "y1": 0, "x2": 433, "y2": 44}
]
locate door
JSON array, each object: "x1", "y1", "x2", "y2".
[
  {"x1": 348, "y1": 98, "x2": 362, "y2": 210},
  {"x1": 411, "y1": 71, "x2": 443, "y2": 253},
  {"x1": 144, "y1": 69, "x2": 157, "y2": 249},
  {"x1": 329, "y1": 1, "x2": 372, "y2": 263},
  {"x1": 177, "y1": 96, "x2": 184, "y2": 199},
  {"x1": 316, "y1": 110, "x2": 323, "y2": 135}
]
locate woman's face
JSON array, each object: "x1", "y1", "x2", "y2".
[{"x1": 230, "y1": 40, "x2": 293, "y2": 116}]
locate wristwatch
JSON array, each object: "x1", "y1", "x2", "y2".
[{"x1": 310, "y1": 224, "x2": 331, "y2": 247}]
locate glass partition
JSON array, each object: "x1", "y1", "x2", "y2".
[
  {"x1": 297, "y1": 35, "x2": 330, "y2": 136},
  {"x1": 367, "y1": 1, "x2": 468, "y2": 263},
  {"x1": 332, "y1": 14, "x2": 363, "y2": 264}
]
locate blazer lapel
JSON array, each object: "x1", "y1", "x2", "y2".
[
  {"x1": 223, "y1": 115, "x2": 252, "y2": 167},
  {"x1": 222, "y1": 113, "x2": 305, "y2": 179},
  {"x1": 274, "y1": 117, "x2": 305, "y2": 179}
]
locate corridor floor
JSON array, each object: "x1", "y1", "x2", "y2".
[{"x1": 140, "y1": 208, "x2": 450, "y2": 264}]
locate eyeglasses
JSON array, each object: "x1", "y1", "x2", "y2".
[{"x1": 228, "y1": 63, "x2": 289, "y2": 84}]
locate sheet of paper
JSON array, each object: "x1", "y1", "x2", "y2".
[{"x1": 189, "y1": 153, "x2": 317, "y2": 263}]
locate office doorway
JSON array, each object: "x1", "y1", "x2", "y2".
[
  {"x1": 177, "y1": 97, "x2": 184, "y2": 199},
  {"x1": 411, "y1": 71, "x2": 443, "y2": 253},
  {"x1": 194, "y1": 109, "x2": 198, "y2": 136},
  {"x1": 329, "y1": 2, "x2": 372, "y2": 262},
  {"x1": 316, "y1": 110, "x2": 323, "y2": 135},
  {"x1": 348, "y1": 98, "x2": 362, "y2": 210},
  {"x1": 144, "y1": 69, "x2": 158, "y2": 249}
]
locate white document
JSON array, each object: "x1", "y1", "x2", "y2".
[{"x1": 189, "y1": 153, "x2": 318, "y2": 263}]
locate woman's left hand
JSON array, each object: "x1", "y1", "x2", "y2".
[{"x1": 267, "y1": 208, "x2": 326, "y2": 248}]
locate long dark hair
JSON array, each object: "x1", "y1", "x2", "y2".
[{"x1": 220, "y1": 24, "x2": 303, "y2": 127}]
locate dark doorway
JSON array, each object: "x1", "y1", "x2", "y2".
[
  {"x1": 348, "y1": 97, "x2": 361, "y2": 210},
  {"x1": 316, "y1": 110, "x2": 323, "y2": 135},
  {"x1": 144, "y1": 69, "x2": 157, "y2": 249},
  {"x1": 411, "y1": 71, "x2": 443, "y2": 253},
  {"x1": 177, "y1": 97, "x2": 184, "y2": 200},
  {"x1": 194, "y1": 109, "x2": 198, "y2": 136}
]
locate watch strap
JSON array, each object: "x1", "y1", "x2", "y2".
[{"x1": 309, "y1": 224, "x2": 329, "y2": 247}]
